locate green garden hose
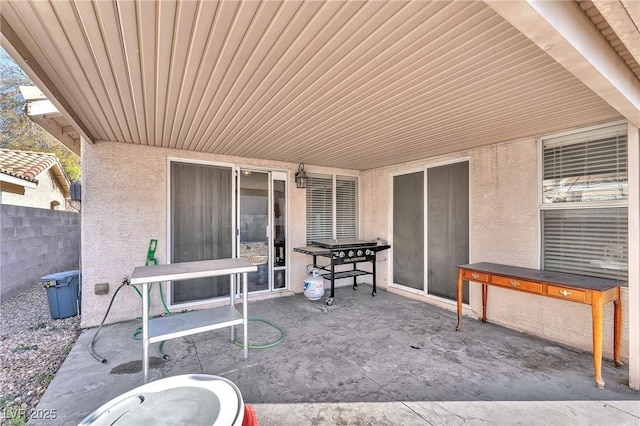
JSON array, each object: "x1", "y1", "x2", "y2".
[
  {"x1": 131, "y1": 282, "x2": 173, "y2": 360},
  {"x1": 232, "y1": 318, "x2": 286, "y2": 349}
]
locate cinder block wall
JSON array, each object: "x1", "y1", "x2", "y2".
[{"x1": 0, "y1": 204, "x2": 80, "y2": 301}]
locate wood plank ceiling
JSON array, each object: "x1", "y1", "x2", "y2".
[{"x1": 1, "y1": 0, "x2": 624, "y2": 170}]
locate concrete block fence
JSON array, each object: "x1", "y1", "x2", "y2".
[{"x1": 1, "y1": 204, "x2": 80, "y2": 301}]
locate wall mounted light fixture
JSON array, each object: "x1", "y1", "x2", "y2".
[{"x1": 295, "y1": 163, "x2": 308, "y2": 189}]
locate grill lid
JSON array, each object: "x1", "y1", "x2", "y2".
[{"x1": 311, "y1": 239, "x2": 378, "y2": 249}]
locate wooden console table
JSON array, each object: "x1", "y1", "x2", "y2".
[
  {"x1": 130, "y1": 258, "x2": 257, "y2": 383},
  {"x1": 455, "y1": 262, "x2": 623, "y2": 389}
]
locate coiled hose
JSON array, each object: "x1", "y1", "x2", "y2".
[
  {"x1": 89, "y1": 279, "x2": 172, "y2": 363},
  {"x1": 90, "y1": 282, "x2": 286, "y2": 362},
  {"x1": 232, "y1": 318, "x2": 286, "y2": 349}
]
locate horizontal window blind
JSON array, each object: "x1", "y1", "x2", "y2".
[
  {"x1": 306, "y1": 175, "x2": 333, "y2": 243},
  {"x1": 543, "y1": 124, "x2": 627, "y2": 203},
  {"x1": 541, "y1": 123, "x2": 628, "y2": 283},
  {"x1": 336, "y1": 176, "x2": 357, "y2": 239},
  {"x1": 306, "y1": 174, "x2": 358, "y2": 244},
  {"x1": 542, "y1": 208, "x2": 628, "y2": 280}
]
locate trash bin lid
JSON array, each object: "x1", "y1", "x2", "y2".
[
  {"x1": 78, "y1": 374, "x2": 244, "y2": 426},
  {"x1": 40, "y1": 270, "x2": 80, "y2": 281}
]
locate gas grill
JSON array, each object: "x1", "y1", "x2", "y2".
[{"x1": 294, "y1": 239, "x2": 390, "y2": 305}]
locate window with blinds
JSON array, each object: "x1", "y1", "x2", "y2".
[
  {"x1": 543, "y1": 125, "x2": 628, "y2": 203},
  {"x1": 542, "y1": 208, "x2": 627, "y2": 280},
  {"x1": 336, "y1": 176, "x2": 357, "y2": 239},
  {"x1": 306, "y1": 174, "x2": 358, "y2": 243},
  {"x1": 541, "y1": 123, "x2": 628, "y2": 282}
]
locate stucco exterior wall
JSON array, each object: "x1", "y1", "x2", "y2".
[
  {"x1": 80, "y1": 140, "x2": 357, "y2": 328},
  {"x1": 82, "y1": 136, "x2": 630, "y2": 362},
  {"x1": 1, "y1": 171, "x2": 66, "y2": 210},
  {"x1": 362, "y1": 137, "x2": 629, "y2": 362}
]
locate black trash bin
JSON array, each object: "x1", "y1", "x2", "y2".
[{"x1": 41, "y1": 270, "x2": 80, "y2": 319}]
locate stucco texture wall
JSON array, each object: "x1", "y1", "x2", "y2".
[
  {"x1": 80, "y1": 140, "x2": 356, "y2": 328},
  {"x1": 82, "y1": 137, "x2": 629, "y2": 362},
  {"x1": 362, "y1": 138, "x2": 629, "y2": 362},
  {"x1": 2, "y1": 171, "x2": 67, "y2": 210}
]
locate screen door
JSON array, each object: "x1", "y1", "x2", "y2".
[
  {"x1": 170, "y1": 162, "x2": 233, "y2": 304},
  {"x1": 427, "y1": 161, "x2": 469, "y2": 303}
]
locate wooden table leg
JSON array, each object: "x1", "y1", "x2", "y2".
[
  {"x1": 591, "y1": 293, "x2": 605, "y2": 389},
  {"x1": 614, "y1": 288, "x2": 623, "y2": 367},
  {"x1": 455, "y1": 268, "x2": 463, "y2": 331},
  {"x1": 482, "y1": 284, "x2": 488, "y2": 323}
]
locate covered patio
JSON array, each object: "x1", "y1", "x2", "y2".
[
  {"x1": 2, "y1": 2, "x2": 639, "y2": 422},
  {"x1": 34, "y1": 287, "x2": 638, "y2": 425}
]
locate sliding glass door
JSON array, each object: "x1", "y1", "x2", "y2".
[
  {"x1": 237, "y1": 169, "x2": 288, "y2": 293},
  {"x1": 170, "y1": 161, "x2": 287, "y2": 306},
  {"x1": 393, "y1": 171, "x2": 424, "y2": 290},
  {"x1": 427, "y1": 161, "x2": 469, "y2": 302},
  {"x1": 170, "y1": 162, "x2": 233, "y2": 304},
  {"x1": 237, "y1": 170, "x2": 270, "y2": 292},
  {"x1": 392, "y1": 161, "x2": 469, "y2": 303}
]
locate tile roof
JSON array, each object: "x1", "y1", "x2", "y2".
[{"x1": 0, "y1": 148, "x2": 59, "y2": 183}]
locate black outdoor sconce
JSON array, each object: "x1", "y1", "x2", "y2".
[{"x1": 295, "y1": 163, "x2": 308, "y2": 189}]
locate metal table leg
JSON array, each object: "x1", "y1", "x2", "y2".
[
  {"x1": 142, "y1": 282, "x2": 149, "y2": 383},
  {"x1": 243, "y1": 272, "x2": 248, "y2": 360}
]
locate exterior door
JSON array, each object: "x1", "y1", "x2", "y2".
[
  {"x1": 392, "y1": 161, "x2": 469, "y2": 303},
  {"x1": 392, "y1": 171, "x2": 425, "y2": 290},
  {"x1": 427, "y1": 161, "x2": 469, "y2": 303},
  {"x1": 237, "y1": 169, "x2": 270, "y2": 292},
  {"x1": 170, "y1": 162, "x2": 234, "y2": 305},
  {"x1": 237, "y1": 169, "x2": 288, "y2": 293}
]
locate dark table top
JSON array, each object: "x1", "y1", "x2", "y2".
[
  {"x1": 294, "y1": 243, "x2": 390, "y2": 256},
  {"x1": 458, "y1": 262, "x2": 625, "y2": 291}
]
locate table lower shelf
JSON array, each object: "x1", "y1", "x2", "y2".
[{"x1": 148, "y1": 306, "x2": 244, "y2": 344}]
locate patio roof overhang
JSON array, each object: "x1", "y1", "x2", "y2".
[{"x1": 1, "y1": 0, "x2": 638, "y2": 170}]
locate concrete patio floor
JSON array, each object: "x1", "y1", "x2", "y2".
[{"x1": 33, "y1": 287, "x2": 639, "y2": 425}]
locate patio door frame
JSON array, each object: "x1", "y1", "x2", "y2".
[
  {"x1": 236, "y1": 167, "x2": 288, "y2": 295},
  {"x1": 389, "y1": 157, "x2": 471, "y2": 307},
  {"x1": 166, "y1": 157, "x2": 237, "y2": 309},
  {"x1": 166, "y1": 158, "x2": 289, "y2": 308}
]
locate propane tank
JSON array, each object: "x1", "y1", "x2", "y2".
[{"x1": 304, "y1": 268, "x2": 325, "y2": 301}]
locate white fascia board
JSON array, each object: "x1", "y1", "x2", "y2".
[
  {"x1": 0, "y1": 173, "x2": 37, "y2": 188},
  {"x1": 1, "y1": 20, "x2": 95, "y2": 144},
  {"x1": 19, "y1": 85, "x2": 48, "y2": 101},
  {"x1": 485, "y1": 0, "x2": 640, "y2": 127},
  {"x1": 25, "y1": 99, "x2": 62, "y2": 117}
]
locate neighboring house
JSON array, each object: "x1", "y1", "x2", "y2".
[
  {"x1": 2, "y1": 1, "x2": 639, "y2": 390},
  {"x1": 0, "y1": 149, "x2": 70, "y2": 210}
]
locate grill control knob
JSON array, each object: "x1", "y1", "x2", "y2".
[
  {"x1": 365, "y1": 249, "x2": 371, "y2": 255},
  {"x1": 339, "y1": 251, "x2": 345, "y2": 258},
  {"x1": 357, "y1": 250, "x2": 363, "y2": 256},
  {"x1": 348, "y1": 250, "x2": 355, "y2": 257}
]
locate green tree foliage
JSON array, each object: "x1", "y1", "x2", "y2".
[{"x1": 0, "y1": 48, "x2": 80, "y2": 181}]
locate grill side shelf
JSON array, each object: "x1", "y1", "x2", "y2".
[{"x1": 321, "y1": 270, "x2": 369, "y2": 280}]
